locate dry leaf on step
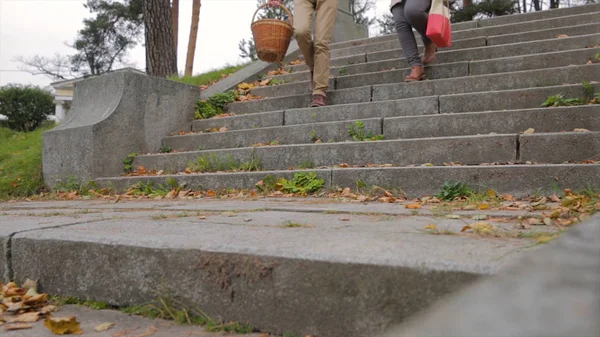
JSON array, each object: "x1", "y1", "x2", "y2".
[
  {"x1": 94, "y1": 322, "x2": 116, "y2": 332},
  {"x1": 6, "y1": 312, "x2": 40, "y2": 323},
  {"x1": 4, "y1": 323, "x2": 33, "y2": 331},
  {"x1": 44, "y1": 316, "x2": 83, "y2": 335},
  {"x1": 133, "y1": 325, "x2": 158, "y2": 337},
  {"x1": 522, "y1": 128, "x2": 535, "y2": 134}
]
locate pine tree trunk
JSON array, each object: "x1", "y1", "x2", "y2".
[
  {"x1": 172, "y1": 0, "x2": 179, "y2": 55},
  {"x1": 185, "y1": 0, "x2": 201, "y2": 77},
  {"x1": 144, "y1": 0, "x2": 178, "y2": 77},
  {"x1": 463, "y1": 0, "x2": 473, "y2": 8}
]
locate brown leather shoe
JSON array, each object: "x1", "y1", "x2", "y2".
[
  {"x1": 310, "y1": 94, "x2": 327, "y2": 107},
  {"x1": 423, "y1": 42, "x2": 437, "y2": 65},
  {"x1": 404, "y1": 66, "x2": 425, "y2": 82}
]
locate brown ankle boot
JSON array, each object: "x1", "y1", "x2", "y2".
[
  {"x1": 310, "y1": 94, "x2": 327, "y2": 107},
  {"x1": 423, "y1": 43, "x2": 437, "y2": 65},
  {"x1": 404, "y1": 66, "x2": 425, "y2": 82}
]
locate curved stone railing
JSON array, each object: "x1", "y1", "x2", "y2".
[{"x1": 42, "y1": 70, "x2": 201, "y2": 188}]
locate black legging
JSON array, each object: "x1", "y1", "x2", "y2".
[{"x1": 392, "y1": 0, "x2": 432, "y2": 67}]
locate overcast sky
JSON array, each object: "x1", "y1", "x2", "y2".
[{"x1": 0, "y1": 0, "x2": 390, "y2": 89}]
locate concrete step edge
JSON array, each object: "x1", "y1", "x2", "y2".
[{"x1": 95, "y1": 164, "x2": 600, "y2": 198}]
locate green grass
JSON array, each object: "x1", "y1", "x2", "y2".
[
  {"x1": 0, "y1": 124, "x2": 55, "y2": 199},
  {"x1": 169, "y1": 63, "x2": 250, "y2": 87}
]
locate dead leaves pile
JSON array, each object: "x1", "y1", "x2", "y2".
[{"x1": 1, "y1": 279, "x2": 65, "y2": 332}]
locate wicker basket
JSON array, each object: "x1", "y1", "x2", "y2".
[{"x1": 251, "y1": 3, "x2": 294, "y2": 63}]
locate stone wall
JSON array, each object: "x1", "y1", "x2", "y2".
[{"x1": 42, "y1": 70, "x2": 200, "y2": 188}]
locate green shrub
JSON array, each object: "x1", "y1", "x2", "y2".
[{"x1": 0, "y1": 84, "x2": 55, "y2": 131}]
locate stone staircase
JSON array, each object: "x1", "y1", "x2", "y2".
[{"x1": 95, "y1": 3, "x2": 600, "y2": 197}]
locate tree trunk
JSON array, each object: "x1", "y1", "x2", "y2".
[
  {"x1": 172, "y1": 0, "x2": 179, "y2": 56},
  {"x1": 185, "y1": 0, "x2": 201, "y2": 76},
  {"x1": 463, "y1": 0, "x2": 473, "y2": 8},
  {"x1": 143, "y1": 0, "x2": 178, "y2": 77},
  {"x1": 522, "y1": 0, "x2": 527, "y2": 13}
]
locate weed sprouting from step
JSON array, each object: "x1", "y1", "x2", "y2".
[
  {"x1": 348, "y1": 121, "x2": 385, "y2": 141},
  {"x1": 188, "y1": 151, "x2": 261, "y2": 173},
  {"x1": 279, "y1": 220, "x2": 315, "y2": 228},
  {"x1": 53, "y1": 176, "x2": 98, "y2": 196},
  {"x1": 122, "y1": 153, "x2": 137, "y2": 173},
  {"x1": 50, "y1": 295, "x2": 115, "y2": 310},
  {"x1": 120, "y1": 295, "x2": 253, "y2": 333},
  {"x1": 256, "y1": 172, "x2": 325, "y2": 195},
  {"x1": 309, "y1": 130, "x2": 320, "y2": 143},
  {"x1": 159, "y1": 143, "x2": 172, "y2": 153},
  {"x1": 437, "y1": 181, "x2": 473, "y2": 201},
  {"x1": 298, "y1": 160, "x2": 316, "y2": 169},
  {"x1": 541, "y1": 82, "x2": 600, "y2": 107},
  {"x1": 195, "y1": 91, "x2": 236, "y2": 119}
]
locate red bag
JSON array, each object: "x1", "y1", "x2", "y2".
[{"x1": 426, "y1": 0, "x2": 452, "y2": 48}]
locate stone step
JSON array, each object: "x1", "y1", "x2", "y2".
[
  {"x1": 165, "y1": 118, "x2": 382, "y2": 152},
  {"x1": 95, "y1": 163, "x2": 599, "y2": 198},
  {"x1": 371, "y1": 63, "x2": 600, "y2": 102},
  {"x1": 134, "y1": 132, "x2": 600, "y2": 175},
  {"x1": 272, "y1": 24, "x2": 600, "y2": 84},
  {"x1": 329, "y1": 13, "x2": 599, "y2": 60},
  {"x1": 251, "y1": 47, "x2": 599, "y2": 98},
  {"x1": 195, "y1": 83, "x2": 598, "y2": 132},
  {"x1": 9, "y1": 199, "x2": 564, "y2": 337},
  {"x1": 385, "y1": 106, "x2": 600, "y2": 140},
  {"x1": 176, "y1": 105, "x2": 599, "y2": 152},
  {"x1": 229, "y1": 64, "x2": 600, "y2": 114},
  {"x1": 365, "y1": 31, "x2": 599, "y2": 65},
  {"x1": 325, "y1": 2, "x2": 600, "y2": 52},
  {"x1": 135, "y1": 134, "x2": 518, "y2": 173}
]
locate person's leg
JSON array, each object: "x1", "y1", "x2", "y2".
[
  {"x1": 403, "y1": 0, "x2": 436, "y2": 64},
  {"x1": 293, "y1": 0, "x2": 316, "y2": 83},
  {"x1": 392, "y1": 2, "x2": 424, "y2": 81},
  {"x1": 310, "y1": 0, "x2": 338, "y2": 107}
]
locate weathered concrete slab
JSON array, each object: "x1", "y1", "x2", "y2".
[
  {"x1": 519, "y1": 131, "x2": 600, "y2": 163},
  {"x1": 367, "y1": 33, "x2": 600, "y2": 66},
  {"x1": 487, "y1": 21, "x2": 600, "y2": 46},
  {"x1": 226, "y1": 86, "x2": 371, "y2": 114},
  {"x1": 134, "y1": 134, "x2": 516, "y2": 173},
  {"x1": 384, "y1": 106, "x2": 600, "y2": 139},
  {"x1": 462, "y1": 11, "x2": 600, "y2": 39},
  {"x1": 11, "y1": 211, "x2": 545, "y2": 337},
  {"x1": 250, "y1": 78, "x2": 336, "y2": 97},
  {"x1": 164, "y1": 118, "x2": 382, "y2": 151},
  {"x1": 192, "y1": 110, "x2": 284, "y2": 132},
  {"x1": 373, "y1": 64, "x2": 600, "y2": 102},
  {"x1": 42, "y1": 70, "x2": 201, "y2": 187},
  {"x1": 96, "y1": 169, "x2": 333, "y2": 193},
  {"x1": 380, "y1": 212, "x2": 600, "y2": 337},
  {"x1": 332, "y1": 164, "x2": 600, "y2": 198},
  {"x1": 475, "y1": 2, "x2": 600, "y2": 27},
  {"x1": 440, "y1": 83, "x2": 600, "y2": 114},
  {"x1": 3, "y1": 304, "x2": 270, "y2": 337},
  {"x1": 469, "y1": 47, "x2": 600, "y2": 75},
  {"x1": 284, "y1": 96, "x2": 439, "y2": 125},
  {"x1": 336, "y1": 62, "x2": 469, "y2": 90}
]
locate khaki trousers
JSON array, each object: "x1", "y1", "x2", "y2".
[{"x1": 293, "y1": 0, "x2": 338, "y2": 97}]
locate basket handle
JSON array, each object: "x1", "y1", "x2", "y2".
[{"x1": 251, "y1": 2, "x2": 294, "y2": 28}]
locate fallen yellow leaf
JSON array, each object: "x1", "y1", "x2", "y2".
[
  {"x1": 424, "y1": 224, "x2": 437, "y2": 230},
  {"x1": 478, "y1": 204, "x2": 489, "y2": 210},
  {"x1": 44, "y1": 316, "x2": 83, "y2": 335},
  {"x1": 406, "y1": 203, "x2": 422, "y2": 209}
]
